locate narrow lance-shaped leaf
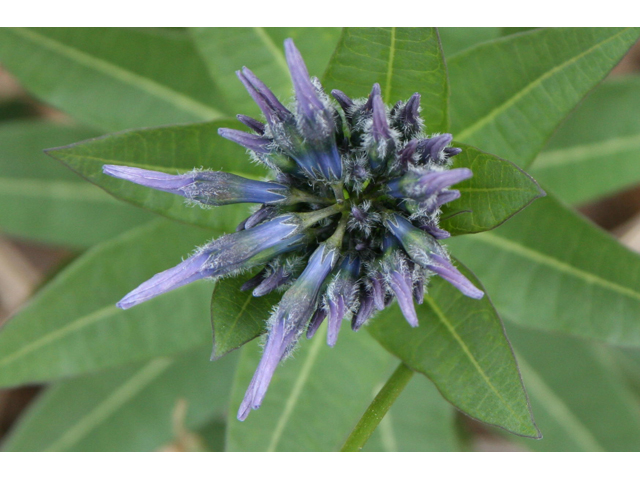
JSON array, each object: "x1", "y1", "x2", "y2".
[
  {"x1": 190, "y1": 27, "x2": 341, "y2": 117},
  {"x1": 45, "y1": 120, "x2": 264, "y2": 233},
  {"x1": 367, "y1": 260, "x2": 540, "y2": 438},
  {"x1": 3, "y1": 348, "x2": 238, "y2": 452},
  {"x1": 530, "y1": 76, "x2": 640, "y2": 205},
  {"x1": 0, "y1": 120, "x2": 154, "y2": 248},
  {"x1": 323, "y1": 27, "x2": 449, "y2": 133},
  {"x1": 449, "y1": 27, "x2": 640, "y2": 168},
  {"x1": 210, "y1": 271, "x2": 283, "y2": 360},
  {"x1": 0, "y1": 28, "x2": 230, "y2": 131},
  {"x1": 506, "y1": 323, "x2": 640, "y2": 452},
  {"x1": 226, "y1": 323, "x2": 396, "y2": 452},
  {"x1": 447, "y1": 194, "x2": 640, "y2": 347},
  {"x1": 439, "y1": 142, "x2": 545, "y2": 236},
  {"x1": 0, "y1": 220, "x2": 217, "y2": 387}
]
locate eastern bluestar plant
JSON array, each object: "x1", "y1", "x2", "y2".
[{"x1": 103, "y1": 38, "x2": 483, "y2": 421}]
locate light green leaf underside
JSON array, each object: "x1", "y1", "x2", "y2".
[
  {"x1": 449, "y1": 27, "x2": 640, "y2": 168},
  {"x1": 190, "y1": 27, "x2": 341, "y2": 118},
  {"x1": 447, "y1": 194, "x2": 640, "y2": 347},
  {"x1": 0, "y1": 220, "x2": 218, "y2": 387},
  {"x1": 530, "y1": 75, "x2": 640, "y2": 204},
  {"x1": 226, "y1": 323, "x2": 396, "y2": 452},
  {"x1": 368, "y1": 262, "x2": 539, "y2": 438},
  {"x1": 507, "y1": 323, "x2": 640, "y2": 452},
  {"x1": 439, "y1": 142, "x2": 545, "y2": 235},
  {"x1": 3, "y1": 348, "x2": 238, "y2": 452},
  {"x1": 45, "y1": 120, "x2": 263, "y2": 233},
  {"x1": 0, "y1": 120, "x2": 153, "y2": 247},
  {"x1": 0, "y1": 27, "x2": 229, "y2": 131},
  {"x1": 323, "y1": 27, "x2": 449, "y2": 133},
  {"x1": 438, "y1": 28, "x2": 502, "y2": 58}
]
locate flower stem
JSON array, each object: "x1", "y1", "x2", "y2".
[{"x1": 340, "y1": 362, "x2": 414, "y2": 452}]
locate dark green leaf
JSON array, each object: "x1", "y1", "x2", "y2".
[
  {"x1": 0, "y1": 220, "x2": 217, "y2": 387},
  {"x1": 45, "y1": 120, "x2": 262, "y2": 233},
  {"x1": 448, "y1": 194, "x2": 640, "y2": 347},
  {"x1": 507, "y1": 323, "x2": 640, "y2": 452},
  {"x1": 530, "y1": 76, "x2": 640, "y2": 204},
  {"x1": 0, "y1": 28, "x2": 229, "y2": 131},
  {"x1": 2, "y1": 348, "x2": 237, "y2": 452},
  {"x1": 210, "y1": 271, "x2": 282, "y2": 359},
  {"x1": 0, "y1": 120, "x2": 154, "y2": 247},
  {"x1": 440, "y1": 142, "x2": 545, "y2": 235},
  {"x1": 368, "y1": 261, "x2": 539, "y2": 438},
  {"x1": 438, "y1": 27, "x2": 501, "y2": 57},
  {"x1": 449, "y1": 27, "x2": 640, "y2": 167},
  {"x1": 190, "y1": 27, "x2": 341, "y2": 117},
  {"x1": 226, "y1": 323, "x2": 396, "y2": 451},
  {"x1": 323, "y1": 27, "x2": 449, "y2": 133},
  {"x1": 363, "y1": 374, "x2": 460, "y2": 452}
]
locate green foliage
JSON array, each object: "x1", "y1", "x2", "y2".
[
  {"x1": 531, "y1": 75, "x2": 640, "y2": 204},
  {"x1": 0, "y1": 121, "x2": 153, "y2": 247},
  {"x1": 0, "y1": 220, "x2": 215, "y2": 387},
  {"x1": 507, "y1": 323, "x2": 640, "y2": 452},
  {"x1": 448, "y1": 194, "x2": 640, "y2": 347},
  {"x1": 440, "y1": 143, "x2": 545, "y2": 235},
  {"x1": 323, "y1": 27, "x2": 449, "y2": 133},
  {"x1": 368, "y1": 262, "x2": 539, "y2": 438},
  {"x1": 3, "y1": 348, "x2": 237, "y2": 452},
  {"x1": 0, "y1": 28, "x2": 230, "y2": 131},
  {"x1": 2, "y1": 27, "x2": 640, "y2": 452},
  {"x1": 210, "y1": 272, "x2": 282, "y2": 359},
  {"x1": 449, "y1": 27, "x2": 640, "y2": 167}
]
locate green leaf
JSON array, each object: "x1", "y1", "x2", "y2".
[
  {"x1": 449, "y1": 27, "x2": 640, "y2": 167},
  {"x1": 530, "y1": 76, "x2": 640, "y2": 205},
  {"x1": 0, "y1": 28, "x2": 229, "y2": 131},
  {"x1": 363, "y1": 374, "x2": 460, "y2": 452},
  {"x1": 2, "y1": 348, "x2": 237, "y2": 452},
  {"x1": 438, "y1": 27, "x2": 501, "y2": 57},
  {"x1": 226, "y1": 323, "x2": 396, "y2": 451},
  {"x1": 323, "y1": 27, "x2": 449, "y2": 133},
  {"x1": 447, "y1": 194, "x2": 640, "y2": 347},
  {"x1": 0, "y1": 220, "x2": 218, "y2": 387},
  {"x1": 210, "y1": 271, "x2": 283, "y2": 359},
  {"x1": 45, "y1": 120, "x2": 262, "y2": 233},
  {"x1": 506, "y1": 323, "x2": 640, "y2": 452},
  {"x1": 440, "y1": 142, "x2": 545, "y2": 235},
  {"x1": 0, "y1": 120, "x2": 154, "y2": 248},
  {"x1": 367, "y1": 261, "x2": 539, "y2": 438},
  {"x1": 190, "y1": 27, "x2": 341, "y2": 117}
]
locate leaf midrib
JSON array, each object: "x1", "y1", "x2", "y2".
[
  {"x1": 454, "y1": 28, "x2": 633, "y2": 141},
  {"x1": 472, "y1": 231, "x2": 640, "y2": 302},
  {"x1": 9, "y1": 27, "x2": 224, "y2": 120}
]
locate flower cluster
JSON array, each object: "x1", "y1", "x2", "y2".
[{"x1": 103, "y1": 39, "x2": 483, "y2": 421}]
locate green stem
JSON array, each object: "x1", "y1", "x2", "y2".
[{"x1": 340, "y1": 362, "x2": 414, "y2": 452}]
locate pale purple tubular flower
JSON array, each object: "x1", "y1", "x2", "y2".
[
  {"x1": 238, "y1": 244, "x2": 338, "y2": 420},
  {"x1": 251, "y1": 265, "x2": 292, "y2": 297},
  {"x1": 236, "y1": 67, "x2": 292, "y2": 126},
  {"x1": 236, "y1": 114, "x2": 266, "y2": 135},
  {"x1": 117, "y1": 215, "x2": 305, "y2": 310},
  {"x1": 217, "y1": 128, "x2": 272, "y2": 154},
  {"x1": 368, "y1": 93, "x2": 395, "y2": 172},
  {"x1": 427, "y1": 254, "x2": 484, "y2": 299},
  {"x1": 325, "y1": 255, "x2": 360, "y2": 346},
  {"x1": 103, "y1": 165, "x2": 288, "y2": 207},
  {"x1": 387, "y1": 168, "x2": 472, "y2": 202},
  {"x1": 330, "y1": 89, "x2": 354, "y2": 114},
  {"x1": 351, "y1": 291, "x2": 375, "y2": 331},
  {"x1": 381, "y1": 235, "x2": 419, "y2": 327},
  {"x1": 306, "y1": 307, "x2": 327, "y2": 339},
  {"x1": 393, "y1": 93, "x2": 422, "y2": 138}
]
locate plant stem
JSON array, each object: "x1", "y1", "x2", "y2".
[{"x1": 340, "y1": 362, "x2": 414, "y2": 452}]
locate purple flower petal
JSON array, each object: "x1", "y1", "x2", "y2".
[
  {"x1": 427, "y1": 254, "x2": 485, "y2": 299},
  {"x1": 237, "y1": 114, "x2": 266, "y2": 135},
  {"x1": 218, "y1": 128, "x2": 272, "y2": 154},
  {"x1": 388, "y1": 270, "x2": 419, "y2": 327},
  {"x1": 102, "y1": 165, "x2": 192, "y2": 195}
]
